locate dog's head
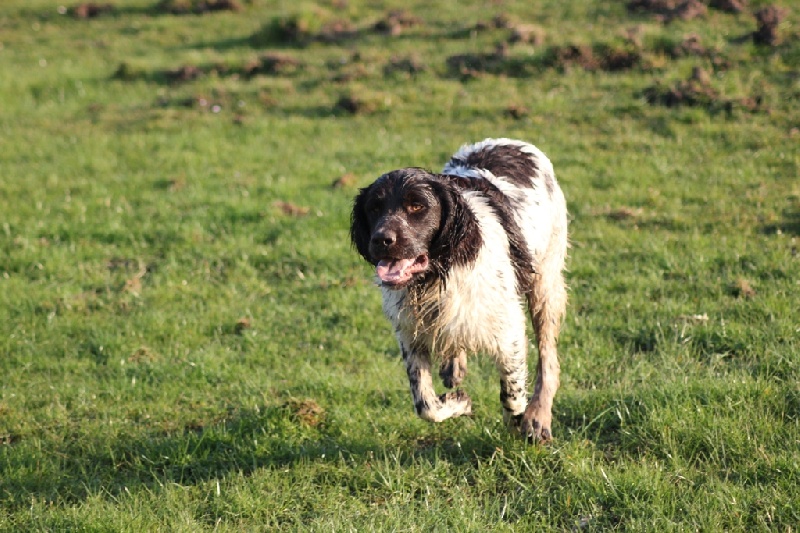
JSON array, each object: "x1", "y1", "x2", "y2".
[{"x1": 351, "y1": 168, "x2": 481, "y2": 289}]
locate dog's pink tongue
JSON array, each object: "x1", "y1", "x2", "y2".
[{"x1": 376, "y1": 258, "x2": 416, "y2": 283}]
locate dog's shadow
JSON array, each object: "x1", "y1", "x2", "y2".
[{"x1": 2, "y1": 404, "x2": 501, "y2": 510}]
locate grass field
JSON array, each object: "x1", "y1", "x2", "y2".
[{"x1": 1, "y1": 0, "x2": 799, "y2": 530}]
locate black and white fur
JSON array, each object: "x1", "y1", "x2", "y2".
[{"x1": 351, "y1": 138, "x2": 568, "y2": 442}]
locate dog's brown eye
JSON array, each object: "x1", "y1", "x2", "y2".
[{"x1": 407, "y1": 204, "x2": 425, "y2": 213}]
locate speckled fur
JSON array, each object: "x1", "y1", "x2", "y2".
[{"x1": 353, "y1": 138, "x2": 568, "y2": 442}]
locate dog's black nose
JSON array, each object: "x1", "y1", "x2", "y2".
[{"x1": 371, "y1": 230, "x2": 397, "y2": 248}]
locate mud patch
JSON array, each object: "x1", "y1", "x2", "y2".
[
  {"x1": 154, "y1": 0, "x2": 241, "y2": 15},
  {"x1": 284, "y1": 398, "x2": 326, "y2": 427},
  {"x1": 273, "y1": 200, "x2": 310, "y2": 217},
  {"x1": 252, "y1": 13, "x2": 358, "y2": 46},
  {"x1": 644, "y1": 67, "x2": 765, "y2": 112},
  {"x1": 626, "y1": 0, "x2": 708, "y2": 23},
  {"x1": 753, "y1": 5, "x2": 788, "y2": 46},
  {"x1": 542, "y1": 43, "x2": 644, "y2": 72},
  {"x1": 509, "y1": 23, "x2": 546, "y2": 45},
  {"x1": 446, "y1": 44, "x2": 511, "y2": 79},
  {"x1": 334, "y1": 91, "x2": 386, "y2": 115},
  {"x1": 244, "y1": 53, "x2": 302, "y2": 77},
  {"x1": 383, "y1": 55, "x2": 427, "y2": 77},
  {"x1": 69, "y1": 2, "x2": 115, "y2": 18},
  {"x1": 331, "y1": 173, "x2": 357, "y2": 188},
  {"x1": 729, "y1": 278, "x2": 756, "y2": 299},
  {"x1": 373, "y1": 9, "x2": 422, "y2": 36},
  {"x1": 504, "y1": 104, "x2": 530, "y2": 120},
  {"x1": 710, "y1": 0, "x2": 747, "y2": 13}
]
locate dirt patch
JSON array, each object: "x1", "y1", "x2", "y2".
[
  {"x1": 233, "y1": 317, "x2": 251, "y2": 334},
  {"x1": 710, "y1": 0, "x2": 747, "y2": 13},
  {"x1": 446, "y1": 44, "x2": 510, "y2": 78},
  {"x1": 384, "y1": 55, "x2": 427, "y2": 77},
  {"x1": 753, "y1": 5, "x2": 788, "y2": 46},
  {"x1": 334, "y1": 91, "x2": 385, "y2": 114},
  {"x1": 509, "y1": 23, "x2": 546, "y2": 45},
  {"x1": 165, "y1": 64, "x2": 204, "y2": 83},
  {"x1": 626, "y1": 0, "x2": 708, "y2": 23},
  {"x1": 273, "y1": 201, "x2": 310, "y2": 217},
  {"x1": 644, "y1": 67, "x2": 765, "y2": 112},
  {"x1": 543, "y1": 43, "x2": 643, "y2": 72},
  {"x1": 244, "y1": 53, "x2": 302, "y2": 77},
  {"x1": 284, "y1": 398, "x2": 325, "y2": 427},
  {"x1": 316, "y1": 19, "x2": 359, "y2": 43},
  {"x1": 474, "y1": 14, "x2": 513, "y2": 31},
  {"x1": 252, "y1": 13, "x2": 358, "y2": 46},
  {"x1": 373, "y1": 9, "x2": 422, "y2": 36},
  {"x1": 331, "y1": 173, "x2": 357, "y2": 188},
  {"x1": 504, "y1": 104, "x2": 530, "y2": 120},
  {"x1": 644, "y1": 67, "x2": 721, "y2": 107},
  {"x1": 70, "y1": 3, "x2": 115, "y2": 18},
  {"x1": 729, "y1": 278, "x2": 756, "y2": 299},
  {"x1": 154, "y1": 0, "x2": 241, "y2": 15}
]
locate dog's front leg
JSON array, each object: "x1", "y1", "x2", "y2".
[
  {"x1": 400, "y1": 339, "x2": 472, "y2": 422},
  {"x1": 496, "y1": 334, "x2": 530, "y2": 432}
]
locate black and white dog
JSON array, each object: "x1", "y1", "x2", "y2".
[{"x1": 351, "y1": 138, "x2": 567, "y2": 442}]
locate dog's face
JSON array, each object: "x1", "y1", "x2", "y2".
[
  {"x1": 351, "y1": 168, "x2": 482, "y2": 289},
  {"x1": 351, "y1": 168, "x2": 443, "y2": 288}
]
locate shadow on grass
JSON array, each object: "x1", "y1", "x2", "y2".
[
  {"x1": 762, "y1": 208, "x2": 800, "y2": 236},
  {"x1": 0, "y1": 405, "x2": 498, "y2": 510}
]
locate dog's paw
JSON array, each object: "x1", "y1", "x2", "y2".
[
  {"x1": 520, "y1": 416, "x2": 552, "y2": 444},
  {"x1": 438, "y1": 389, "x2": 472, "y2": 417}
]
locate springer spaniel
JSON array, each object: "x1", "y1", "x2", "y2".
[{"x1": 351, "y1": 138, "x2": 568, "y2": 442}]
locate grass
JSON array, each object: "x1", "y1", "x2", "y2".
[{"x1": 1, "y1": 0, "x2": 799, "y2": 530}]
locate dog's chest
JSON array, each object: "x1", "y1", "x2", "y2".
[{"x1": 380, "y1": 260, "x2": 524, "y2": 355}]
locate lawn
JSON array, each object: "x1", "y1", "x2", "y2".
[{"x1": 1, "y1": 0, "x2": 799, "y2": 530}]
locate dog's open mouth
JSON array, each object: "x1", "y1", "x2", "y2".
[{"x1": 376, "y1": 255, "x2": 429, "y2": 286}]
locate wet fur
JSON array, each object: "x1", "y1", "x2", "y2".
[{"x1": 351, "y1": 138, "x2": 568, "y2": 442}]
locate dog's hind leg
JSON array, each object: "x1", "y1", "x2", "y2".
[
  {"x1": 400, "y1": 339, "x2": 472, "y2": 422},
  {"x1": 521, "y1": 231, "x2": 568, "y2": 443},
  {"x1": 439, "y1": 349, "x2": 468, "y2": 389}
]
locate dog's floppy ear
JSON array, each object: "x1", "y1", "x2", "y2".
[
  {"x1": 427, "y1": 177, "x2": 482, "y2": 272},
  {"x1": 350, "y1": 184, "x2": 374, "y2": 264}
]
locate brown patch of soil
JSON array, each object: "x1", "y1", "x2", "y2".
[
  {"x1": 384, "y1": 55, "x2": 427, "y2": 76},
  {"x1": 332, "y1": 173, "x2": 357, "y2": 188},
  {"x1": 284, "y1": 398, "x2": 325, "y2": 427},
  {"x1": 644, "y1": 69, "x2": 721, "y2": 107},
  {"x1": 273, "y1": 200, "x2": 310, "y2": 217},
  {"x1": 509, "y1": 23, "x2": 546, "y2": 45},
  {"x1": 730, "y1": 278, "x2": 756, "y2": 298},
  {"x1": 710, "y1": 0, "x2": 747, "y2": 13},
  {"x1": 165, "y1": 64, "x2": 204, "y2": 83},
  {"x1": 244, "y1": 53, "x2": 302, "y2": 77},
  {"x1": 316, "y1": 19, "x2": 359, "y2": 43},
  {"x1": 673, "y1": 33, "x2": 708, "y2": 57},
  {"x1": 504, "y1": 104, "x2": 530, "y2": 120},
  {"x1": 753, "y1": 5, "x2": 788, "y2": 46},
  {"x1": 446, "y1": 44, "x2": 509, "y2": 78},
  {"x1": 373, "y1": 9, "x2": 422, "y2": 36},
  {"x1": 627, "y1": 0, "x2": 707, "y2": 23},
  {"x1": 155, "y1": 0, "x2": 241, "y2": 15},
  {"x1": 70, "y1": 3, "x2": 115, "y2": 18},
  {"x1": 334, "y1": 93, "x2": 381, "y2": 114},
  {"x1": 474, "y1": 14, "x2": 514, "y2": 31},
  {"x1": 544, "y1": 43, "x2": 643, "y2": 72},
  {"x1": 234, "y1": 317, "x2": 251, "y2": 334},
  {"x1": 644, "y1": 67, "x2": 765, "y2": 112},
  {"x1": 605, "y1": 206, "x2": 644, "y2": 221}
]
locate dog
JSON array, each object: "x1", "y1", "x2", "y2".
[{"x1": 350, "y1": 138, "x2": 567, "y2": 442}]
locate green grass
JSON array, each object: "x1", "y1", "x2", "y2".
[{"x1": 1, "y1": 0, "x2": 799, "y2": 530}]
